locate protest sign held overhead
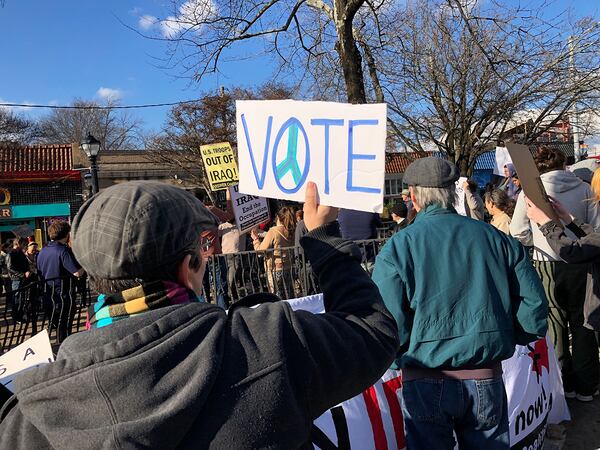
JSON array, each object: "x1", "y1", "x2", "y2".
[
  {"x1": 0, "y1": 330, "x2": 54, "y2": 393},
  {"x1": 236, "y1": 100, "x2": 387, "y2": 213},
  {"x1": 229, "y1": 184, "x2": 270, "y2": 233},
  {"x1": 454, "y1": 176, "x2": 468, "y2": 216},
  {"x1": 200, "y1": 142, "x2": 239, "y2": 191},
  {"x1": 506, "y1": 142, "x2": 562, "y2": 226}
]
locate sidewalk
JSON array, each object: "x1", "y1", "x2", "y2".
[
  {"x1": 564, "y1": 395, "x2": 600, "y2": 450},
  {"x1": 544, "y1": 395, "x2": 600, "y2": 450}
]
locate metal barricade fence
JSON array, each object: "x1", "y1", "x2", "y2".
[
  {"x1": 204, "y1": 238, "x2": 389, "y2": 304},
  {"x1": 1, "y1": 276, "x2": 94, "y2": 354},
  {"x1": 0, "y1": 238, "x2": 389, "y2": 354}
]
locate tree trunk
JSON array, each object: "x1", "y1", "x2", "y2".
[{"x1": 334, "y1": 2, "x2": 367, "y2": 104}]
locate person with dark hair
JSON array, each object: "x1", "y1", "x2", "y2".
[
  {"x1": 484, "y1": 190, "x2": 514, "y2": 235},
  {"x1": 390, "y1": 202, "x2": 408, "y2": 232},
  {"x1": 0, "y1": 241, "x2": 12, "y2": 299},
  {"x1": 6, "y1": 238, "x2": 32, "y2": 322},
  {"x1": 463, "y1": 179, "x2": 485, "y2": 220},
  {"x1": 511, "y1": 146, "x2": 600, "y2": 402},
  {"x1": 6, "y1": 238, "x2": 30, "y2": 290},
  {"x1": 0, "y1": 181, "x2": 399, "y2": 449},
  {"x1": 374, "y1": 157, "x2": 547, "y2": 449},
  {"x1": 37, "y1": 221, "x2": 84, "y2": 342}
]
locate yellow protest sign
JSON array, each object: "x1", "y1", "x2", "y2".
[{"x1": 200, "y1": 142, "x2": 239, "y2": 191}]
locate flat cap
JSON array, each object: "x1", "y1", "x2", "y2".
[
  {"x1": 403, "y1": 157, "x2": 460, "y2": 188},
  {"x1": 72, "y1": 181, "x2": 219, "y2": 280}
]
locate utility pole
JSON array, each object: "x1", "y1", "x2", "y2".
[{"x1": 568, "y1": 36, "x2": 581, "y2": 161}]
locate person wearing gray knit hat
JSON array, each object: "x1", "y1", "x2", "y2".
[
  {"x1": 0, "y1": 180, "x2": 400, "y2": 450},
  {"x1": 373, "y1": 156, "x2": 547, "y2": 448}
]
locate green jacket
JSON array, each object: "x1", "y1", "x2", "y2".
[{"x1": 373, "y1": 204, "x2": 548, "y2": 370}]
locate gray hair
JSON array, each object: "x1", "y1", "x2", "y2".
[{"x1": 411, "y1": 185, "x2": 457, "y2": 210}]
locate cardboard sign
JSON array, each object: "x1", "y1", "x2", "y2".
[
  {"x1": 455, "y1": 177, "x2": 468, "y2": 216},
  {"x1": 494, "y1": 146, "x2": 513, "y2": 176},
  {"x1": 229, "y1": 184, "x2": 270, "y2": 233},
  {"x1": 236, "y1": 100, "x2": 387, "y2": 213},
  {"x1": 506, "y1": 143, "x2": 562, "y2": 226},
  {"x1": 200, "y1": 142, "x2": 239, "y2": 191},
  {"x1": 284, "y1": 294, "x2": 569, "y2": 450},
  {"x1": 0, "y1": 330, "x2": 54, "y2": 392}
]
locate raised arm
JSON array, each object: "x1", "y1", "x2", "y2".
[
  {"x1": 229, "y1": 183, "x2": 399, "y2": 418},
  {"x1": 539, "y1": 220, "x2": 600, "y2": 264},
  {"x1": 509, "y1": 192, "x2": 533, "y2": 245}
]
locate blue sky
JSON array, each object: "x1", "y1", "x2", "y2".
[{"x1": 0, "y1": 0, "x2": 598, "y2": 135}]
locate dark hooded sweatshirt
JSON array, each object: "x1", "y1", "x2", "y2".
[{"x1": 0, "y1": 222, "x2": 399, "y2": 449}]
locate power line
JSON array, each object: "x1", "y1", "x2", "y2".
[{"x1": 0, "y1": 99, "x2": 202, "y2": 110}]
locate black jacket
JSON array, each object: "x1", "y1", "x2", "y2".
[
  {"x1": 540, "y1": 219, "x2": 600, "y2": 330},
  {"x1": 0, "y1": 222, "x2": 399, "y2": 449},
  {"x1": 6, "y1": 249, "x2": 29, "y2": 281}
]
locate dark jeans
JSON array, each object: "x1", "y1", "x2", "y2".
[
  {"x1": 205, "y1": 256, "x2": 229, "y2": 309},
  {"x1": 401, "y1": 377, "x2": 509, "y2": 450},
  {"x1": 534, "y1": 260, "x2": 600, "y2": 396},
  {"x1": 44, "y1": 287, "x2": 76, "y2": 344}
]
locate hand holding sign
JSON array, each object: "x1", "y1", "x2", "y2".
[
  {"x1": 526, "y1": 196, "x2": 573, "y2": 226},
  {"x1": 505, "y1": 143, "x2": 563, "y2": 227},
  {"x1": 303, "y1": 182, "x2": 339, "y2": 231}
]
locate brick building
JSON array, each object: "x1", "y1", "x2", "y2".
[{"x1": 0, "y1": 144, "x2": 83, "y2": 244}]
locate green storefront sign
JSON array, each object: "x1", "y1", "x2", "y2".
[{"x1": 0, "y1": 203, "x2": 70, "y2": 232}]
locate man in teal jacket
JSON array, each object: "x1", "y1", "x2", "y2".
[{"x1": 373, "y1": 157, "x2": 548, "y2": 450}]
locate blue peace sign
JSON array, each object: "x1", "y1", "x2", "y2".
[{"x1": 271, "y1": 117, "x2": 310, "y2": 194}]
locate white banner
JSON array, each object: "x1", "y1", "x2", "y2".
[
  {"x1": 229, "y1": 184, "x2": 270, "y2": 234},
  {"x1": 236, "y1": 100, "x2": 387, "y2": 213},
  {"x1": 494, "y1": 146, "x2": 513, "y2": 176},
  {"x1": 285, "y1": 295, "x2": 569, "y2": 450},
  {"x1": 0, "y1": 330, "x2": 54, "y2": 393}
]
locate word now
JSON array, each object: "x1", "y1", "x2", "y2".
[{"x1": 240, "y1": 115, "x2": 382, "y2": 195}]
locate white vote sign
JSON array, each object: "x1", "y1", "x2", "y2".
[
  {"x1": 0, "y1": 330, "x2": 54, "y2": 392},
  {"x1": 236, "y1": 100, "x2": 387, "y2": 213}
]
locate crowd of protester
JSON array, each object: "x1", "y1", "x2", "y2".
[{"x1": 0, "y1": 145, "x2": 598, "y2": 449}]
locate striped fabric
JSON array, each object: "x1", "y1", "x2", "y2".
[{"x1": 87, "y1": 280, "x2": 198, "y2": 329}]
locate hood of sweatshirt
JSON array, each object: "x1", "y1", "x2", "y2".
[
  {"x1": 541, "y1": 169, "x2": 585, "y2": 194},
  {"x1": 11, "y1": 303, "x2": 226, "y2": 449}
]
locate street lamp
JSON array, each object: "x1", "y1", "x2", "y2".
[{"x1": 81, "y1": 133, "x2": 101, "y2": 195}]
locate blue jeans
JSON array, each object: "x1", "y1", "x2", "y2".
[{"x1": 401, "y1": 377, "x2": 509, "y2": 450}]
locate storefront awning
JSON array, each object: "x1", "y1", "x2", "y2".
[{"x1": 9, "y1": 203, "x2": 70, "y2": 219}]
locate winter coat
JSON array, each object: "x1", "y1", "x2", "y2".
[
  {"x1": 0, "y1": 222, "x2": 399, "y2": 450},
  {"x1": 539, "y1": 219, "x2": 600, "y2": 330},
  {"x1": 373, "y1": 204, "x2": 548, "y2": 370}
]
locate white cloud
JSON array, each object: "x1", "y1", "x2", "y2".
[
  {"x1": 139, "y1": 14, "x2": 158, "y2": 31},
  {"x1": 160, "y1": 16, "x2": 186, "y2": 39},
  {"x1": 156, "y1": 0, "x2": 218, "y2": 38},
  {"x1": 96, "y1": 87, "x2": 123, "y2": 101}
]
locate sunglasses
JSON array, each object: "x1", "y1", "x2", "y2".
[{"x1": 199, "y1": 235, "x2": 215, "y2": 253}]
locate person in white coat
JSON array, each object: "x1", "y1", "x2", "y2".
[{"x1": 510, "y1": 146, "x2": 600, "y2": 401}]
